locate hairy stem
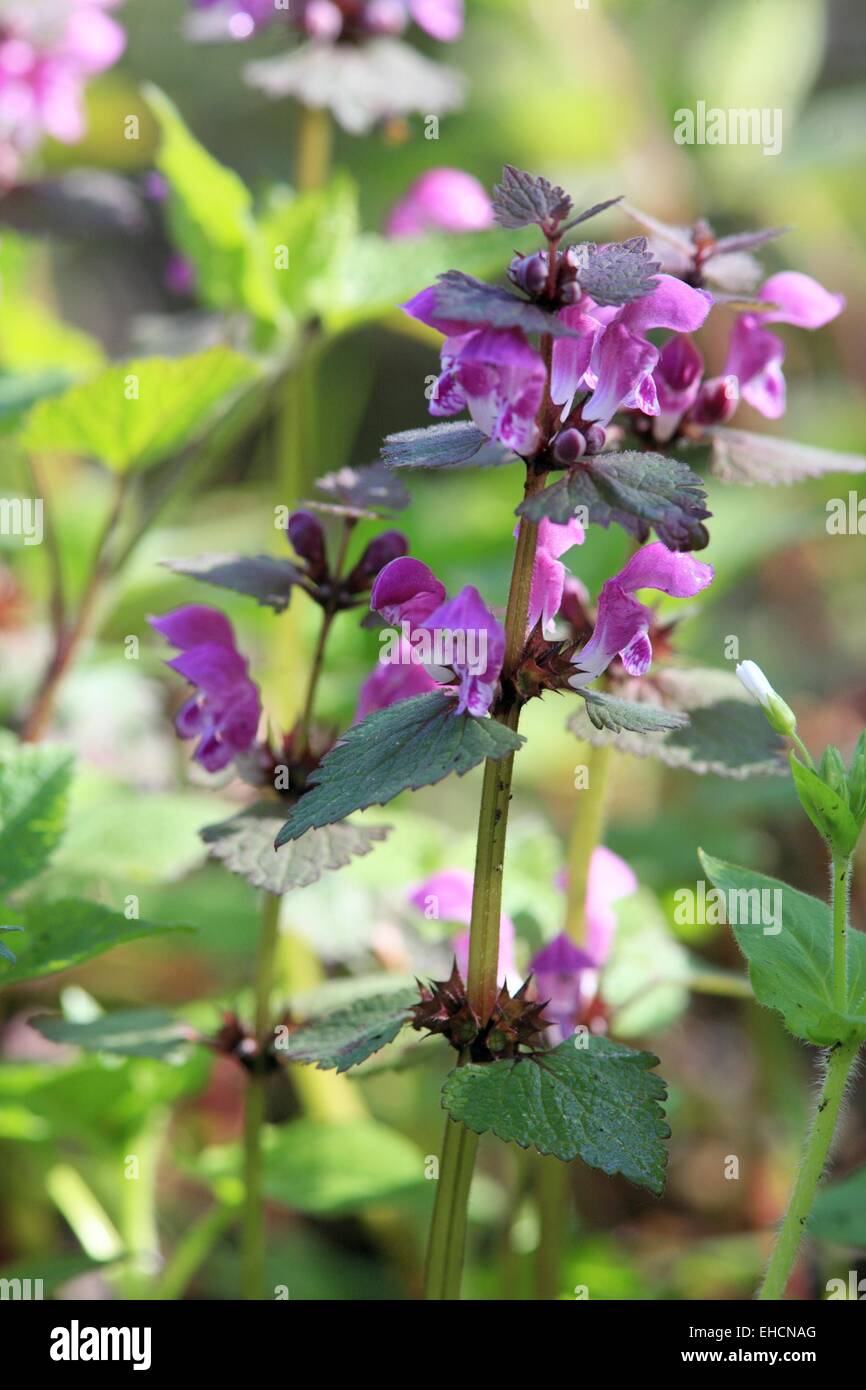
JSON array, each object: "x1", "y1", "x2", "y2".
[
  {"x1": 22, "y1": 474, "x2": 129, "y2": 742},
  {"x1": 564, "y1": 742, "x2": 612, "y2": 944},
  {"x1": 758, "y1": 1039, "x2": 858, "y2": 1299},
  {"x1": 832, "y1": 856, "x2": 850, "y2": 1013},
  {"x1": 424, "y1": 1112, "x2": 479, "y2": 1300},
  {"x1": 241, "y1": 892, "x2": 281, "y2": 1300}
]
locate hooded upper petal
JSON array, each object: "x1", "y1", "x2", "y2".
[
  {"x1": 583, "y1": 322, "x2": 659, "y2": 426},
  {"x1": 422, "y1": 584, "x2": 505, "y2": 716},
  {"x1": 370, "y1": 556, "x2": 447, "y2": 632},
  {"x1": 526, "y1": 517, "x2": 585, "y2": 632},
  {"x1": 757, "y1": 271, "x2": 845, "y2": 328}
]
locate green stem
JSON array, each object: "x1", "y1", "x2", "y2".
[
  {"x1": 832, "y1": 856, "x2": 850, "y2": 1013},
  {"x1": 791, "y1": 733, "x2": 816, "y2": 771},
  {"x1": 241, "y1": 892, "x2": 281, "y2": 1300},
  {"x1": 424, "y1": 1112, "x2": 479, "y2": 1300},
  {"x1": 155, "y1": 1202, "x2": 237, "y2": 1301},
  {"x1": 564, "y1": 742, "x2": 612, "y2": 944},
  {"x1": 294, "y1": 516, "x2": 354, "y2": 760},
  {"x1": 296, "y1": 104, "x2": 332, "y2": 192},
  {"x1": 535, "y1": 1156, "x2": 567, "y2": 1300},
  {"x1": 758, "y1": 1039, "x2": 858, "y2": 1299}
]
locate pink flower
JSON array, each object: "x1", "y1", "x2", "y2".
[
  {"x1": 570, "y1": 542, "x2": 714, "y2": 687},
  {"x1": 408, "y1": 869, "x2": 518, "y2": 989},
  {"x1": 650, "y1": 335, "x2": 704, "y2": 443},
  {"x1": 149, "y1": 605, "x2": 261, "y2": 773},
  {"x1": 530, "y1": 846, "x2": 637, "y2": 1039},
  {"x1": 0, "y1": 1, "x2": 125, "y2": 180},
  {"x1": 355, "y1": 641, "x2": 439, "y2": 721},
  {"x1": 551, "y1": 275, "x2": 713, "y2": 428},
  {"x1": 386, "y1": 167, "x2": 493, "y2": 238},
  {"x1": 370, "y1": 556, "x2": 446, "y2": 632},
  {"x1": 421, "y1": 584, "x2": 506, "y2": 717},
  {"x1": 724, "y1": 272, "x2": 844, "y2": 419},
  {"x1": 526, "y1": 517, "x2": 585, "y2": 633}
]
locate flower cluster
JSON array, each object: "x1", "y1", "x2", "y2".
[
  {"x1": 192, "y1": 0, "x2": 463, "y2": 43},
  {"x1": 0, "y1": 0, "x2": 125, "y2": 183}
]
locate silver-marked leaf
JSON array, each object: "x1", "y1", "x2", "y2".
[
  {"x1": 201, "y1": 803, "x2": 389, "y2": 894},
  {"x1": 0, "y1": 744, "x2": 74, "y2": 894},
  {"x1": 517, "y1": 451, "x2": 710, "y2": 551},
  {"x1": 275, "y1": 692, "x2": 524, "y2": 845},
  {"x1": 382, "y1": 422, "x2": 516, "y2": 471},
  {"x1": 698, "y1": 853, "x2": 866, "y2": 1046},
  {"x1": 441, "y1": 1035, "x2": 669, "y2": 1194},
  {"x1": 315, "y1": 462, "x2": 409, "y2": 514},
  {"x1": 0, "y1": 900, "x2": 191, "y2": 986},
  {"x1": 431, "y1": 271, "x2": 584, "y2": 338},
  {"x1": 492, "y1": 165, "x2": 572, "y2": 233},
  {"x1": 709, "y1": 427, "x2": 866, "y2": 485},
  {"x1": 571, "y1": 238, "x2": 661, "y2": 306},
  {"x1": 575, "y1": 689, "x2": 689, "y2": 736},
  {"x1": 31, "y1": 1008, "x2": 194, "y2": 1061},
  {"x1": 162, "y1": 554, "x2": 305, "y2": 611},
  {"x1": 569, "y1": 668, "x2": 787, "y2": 779},
  {"x1": 279, "y1": 988, "x2": 417, "y2": 1072}
]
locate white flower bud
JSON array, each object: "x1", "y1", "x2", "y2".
[{"x1": 736, "y1": 660, "x2": 797, "y2": 737}]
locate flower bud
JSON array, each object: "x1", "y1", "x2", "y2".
[
  {"x1": 819, "y1": 746, "x2": 849, "y2": 802},
  {"x1": 689, "y1": 374, "x2": 739, "y2": 427},
  {"x1": 552, "y1": 428, "x2": 586, "y2": 465},
  {"x1": 347, "y1": 529, "x2": 410, "y2": 591},
  {"x1": 847, "y1": 732, "x2": 866, "y2": 823},
  {"x1": 736, "y1": 660, "x2": 797, "y2": 736},
  {"x1": 287, "y1": 509, "x2": 328, "y2": 580},
  {"x1": 584, "y1": 424, "x2": 607, "y2": 455},
  {"x1": 508, "y1": 251, "x2": 549, "y2": 298}
]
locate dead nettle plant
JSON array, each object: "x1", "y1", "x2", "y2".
[{"x1": 260, "y1": 165, "x2": 858, "y2": 1300}]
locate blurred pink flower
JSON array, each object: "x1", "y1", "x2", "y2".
[
  {"x1": 386, "y1": 167, "x2": 493, "y2": 238},
  {"x1": 408, "y1": 868, "x2": 519, "y2": 990}
]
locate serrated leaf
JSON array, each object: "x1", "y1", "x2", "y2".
[
  {"x1": 577, "y1": 689, "x2": 690, "y2": 735},
  {"x1": 279, "y1": 988, "x2": 417, "y2": 1072},
  {"x1": 0, "y1": 744, "x2": 73, "y2": 894},
  {"x1": 163, "y1": 553, "x2": 303, "y2": 612},
  {"x1": 492, "y1": 165, "x2": 573, "y2": 232},
  {"x1": 382, "y1": 421, "x2": 516, "y2": 471},
  {"x1": 431, "y1": 270, "x2": 583, "y2": 338},
  {"x1": 789, "y1": 754, "x2": 861, "y2": 858},
  {"x1": 517, "y1": 451, "x2": 710, "y2": 551},
  {"x1": 811, "y1": 1164, "x2": 866, "y2": 1249},
  {"x1": 441, "y1": 1035, "x2": 669, "y2": 1194},
  {"x1": 31, "y1": 1009, "x2": 193, "y2": 1061},
  {"x1": 275, "y1": 693, "x2": 524, "y2": 845},
  {"x1": 146, "y1": 84, "x2": 280, "y2": 329},
  {"x1": 201, "y1": 803, "x2": 389, "y2": 894},
  {"x1": 0, "y1": 900, "x2": 191, "y2": 987},
  {"x1": 315, "y1": 461, "x2": 409, "y2": 513},
  {"x1": 571, "y1": 238, "x2": 661, "y2": 306},
  {"x1": 20, "y1": 349, "x2": 257, "y2": 474},
  {"x1": 709, "y1": 427, "x2": 866, "y2": 486},
  {"x1": 569, "y1": 668, "x2": 787, "y2": 778},
  {"x1": 561, "y1": 196, "x2": 624, "y2": 233},
  {"x1": 698, "y1": 853, "x2": 866, "y2": 1045}
]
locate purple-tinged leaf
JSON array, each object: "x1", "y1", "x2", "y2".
[
  {"x1": 492, "y1": 165, "x2": 573, "y2": 233},
  {"x1": 315, "y1": 462, "x2": 409, "y2": 514},
  {"x1": 711, "y1": 225, "x2": 790, "y2": 256},
  {"x1": 560, "y1": 195, "x2": 623, "y2": 234},
  {"x1": 571, "y1": 238, "x2": 661, "y2": 307},
  {"x1": 382, "y1": 422, "x2": 517, "y2": 470},
  {"x1": 709, "y1": 428, "x2": 866, "y2": 486},
  {"x1": 432, "y1": 270, "x2": 584, "y2": 337},
  {"x1": 162, "y1": 554, "x2": 307, "y2": 612}
]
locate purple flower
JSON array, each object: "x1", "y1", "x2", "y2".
[
  {"x1": 408, "y1": 869, "x2": 518, "y2": 989},
  {"x1": 404, "y1": 285, "x2": 547, "y2": 454},
  {"x1": 650, "y1": 335, "x2": 704, "y2": 442},
  {"x1": 191, "y1": 0, "x2": 462, "y2": 42},
  {"x1": 551, "y1": 274, "x2": 713, "y2": 428},
  {"x1": 386, "y1": 167, "x2": 493, "y2": 238},
  {"x1": 570, "y1": 542, "x2": 714, "y2": 687},
  {"x1": 0, "y1": 1, "x2": 125, "y2": 180},
  {"x1": 530, "y1": 845, "x2": 637, "y2": 1038},
  {"x1": 355, "y1": 641, "x2": 439, "y2": 721},
  {"x1": 421, "y1": 584, "x2": 506, "y2": 716},
  {"x1": 406, "y1": 0, "x2": 463, "y2": 41},
  {"x1": 526, "y1": 517, "x2": 585, "y2": 633},
  {"x1": 149, "y1": 604, "x2": 261, "y2": 772},
  {"x1": 366, "y1": 555, "x2": 506, "y2": 717},
  {"x1": 724, "y1": 272, "x2": 844, "y2": 419}
]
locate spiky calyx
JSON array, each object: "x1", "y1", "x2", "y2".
[{"x1": 410, "y1": 962, "x2": 555, "y2": 1062}]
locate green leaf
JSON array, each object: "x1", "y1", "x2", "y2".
[
  {"x1": 698, "y1": 852, "x2": 866, "y2": 1044},
  {"x1": 382, "y1": 422, "x2": 516, "y2": 471},
  {"x1": 790, "y1": 754, "x2": 861, "y2": 858},
  {"x1": 0, "y1": 900, "x2": 191, "y2": 986},
  {"x1": 517, "y1": 452, "x2": 710, "y2": 551},
  {"x1": 811, "y1": 1163, "x2": 866, "y2": 1248},
  {"x1": 20, "y1": 348, "x2": 257, "y2": 474},
  {"x1": 279, "y1": 988, "x2": 418, "y2": 1072},
  {"x1": 0, "y1": 743, "x2": 73, "y2": 894},
  {"x1": 48, "y1": 784, "x2": 220, "y2": 886},
  {"x1": 199, "y1": 1118, "x2": 425, "y2": 1215},
  {"x1": 602, "y1": 889, "x2": 691, "y2": 1036},
  {"x1": 275, "y1": 693, "x2": 524, "y2": 845},
  {"x1": 258, "y1": 173, "x2": 359, "y2": 321},
  {"x1": 569, "y1": 668, "x2": 787, "y2": 778},
  {"x1": 442, "y1": 1035, "x2": 669, "y2": 1194},
  {"x1": 709, "y1": 426, "x2": 866, "y2": 486},
  {"x1": 145, "y1": 85, "x2": 280, "y2": 329},
  {"x1": 576, "y1": 689, "x2": 689, "y2": 736},
  {"x1": 201, "y1": 803, "x2": 390, "y2": 894},
  {"x1": 30, "y1": 1008, "x2": 194, "y2": 1061},
  {"x1": 163, "y1": 553, "x2": 304, "y2": 612}
]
